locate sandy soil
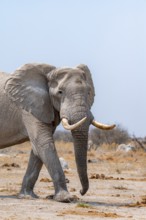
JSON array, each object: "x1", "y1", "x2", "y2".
[{"x1": 1, "y1": 141, "x2": 146, "y2": 220}]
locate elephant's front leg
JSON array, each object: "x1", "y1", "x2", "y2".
[
  {"x1": 23, "y1": 113, "x2": 71, "y2": 202},
  {"x1": 37, "y1": 140, "x2": 71, "y2": 202},
  {"x1": 18, "y1": 150, "x2": 43, "y2": 199}
]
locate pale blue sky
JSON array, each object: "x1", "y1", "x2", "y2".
[{"x1": 0, "y1": 0, "x2": 146, "y2": 137}]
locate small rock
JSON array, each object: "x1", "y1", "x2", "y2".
[
  {"x1": 117, "y1": 144, "x2": 136, "y2": 152},
  {"x1": 59, "y1": 157, "x2": 69, "y2": 170}
]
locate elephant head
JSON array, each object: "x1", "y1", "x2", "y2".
[
  {"x1": 47, "y1": 64, "x2": 115, "y2": 195},
  {"x1": 5, "y1": 63, "x2": 115, "y2": 196}
]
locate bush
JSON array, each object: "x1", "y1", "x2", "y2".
[{"x1": 89, "y1": 125, "x2": 130, "y2": 146}]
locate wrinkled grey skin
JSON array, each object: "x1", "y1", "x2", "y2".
[{"x1": 0, "y1": 63, "x2": 95, "y2": 202}]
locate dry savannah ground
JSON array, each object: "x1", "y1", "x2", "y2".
[{"x1": 1, "y1": 141, "x2": 146, "y2": 220}]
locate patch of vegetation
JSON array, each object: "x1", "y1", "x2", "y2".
[
  {"x1": 54, "y1": 124, "x2": 131, "y2": 147},
  {"x1": 89, "y1": 124, "x2": 130, "y2": 146},
  {"x1": 76, "y1": 203, "x2": 92, "y2": 208}
]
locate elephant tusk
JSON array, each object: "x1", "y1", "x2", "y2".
[
  {"x1": 92, "y1": 120, "x2": 116, "y2": 130},
  {"x1": 61, "y1": 117, "x2": 87, "y2": 130}
]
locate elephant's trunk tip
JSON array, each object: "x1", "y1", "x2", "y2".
[{"x1": 80, "y1": 186, "x2": 89, "y2": 196}]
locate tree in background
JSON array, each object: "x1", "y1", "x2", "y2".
[
  {"x1": 89, "y1": 125, "x2": 130, "y2": 146},
  {"x1": 54, "y1": 125, "x2": 130, "y2": 146}
]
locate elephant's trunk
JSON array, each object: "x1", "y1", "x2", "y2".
[
  {"x1": 71, "y1": 127, "x2": 89, "y2": 195},
  {"x1": 70, "y1": 108, "x2": 91, "y2": 195},
  {"x1": 60, "y1": 93, "x2": 92, "y2": 195}
]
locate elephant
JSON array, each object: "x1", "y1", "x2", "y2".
[{"x1": 0, "y1": 63, "x2": 115, "y2": 202}]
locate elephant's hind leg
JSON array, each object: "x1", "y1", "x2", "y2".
[{"x1": 18, "y1": 150, "x2": 43, "y2": 199}]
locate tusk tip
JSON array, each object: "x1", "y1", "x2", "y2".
[
  {"x1": 82, "y1": 117, "x2": 87, "y2": 122},
  {"x1": 110, "y1": 124, "x2": 116, "y2": 129}
]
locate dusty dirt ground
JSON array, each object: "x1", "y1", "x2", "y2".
[{"x1": 1, "y1": 141, "x2": 146, "y2": 220}]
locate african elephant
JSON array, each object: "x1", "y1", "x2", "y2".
[{"x1": 0, "y1": 63, "x2": 115, "y2": 202}]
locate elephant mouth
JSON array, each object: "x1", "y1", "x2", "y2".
[{"x1": 61, "y1": 117, "x2": 116, "y2": 131}]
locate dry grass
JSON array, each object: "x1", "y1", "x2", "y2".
[
  {"x1": 55, "y1": 141, "x2": 74, "y2": 157},
  {"x1": 55, "y1": 141, "x2": 146, "y2": 177}
]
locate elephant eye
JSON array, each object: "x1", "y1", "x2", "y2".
[{"x1": 58, "y1": 90, "x2": 63, "y2": 95}]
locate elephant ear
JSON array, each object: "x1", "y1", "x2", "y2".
[
  {"x1": 5, "y1": 63, "x2": 56, "y2": 124},
  {"x1": 76, "y1": 64, "x2": 95, "y2": 108}
]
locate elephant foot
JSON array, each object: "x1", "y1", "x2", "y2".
[
  {"x1": 18, "y1": 190, "x2": 39, "y2": 199},
  {"x1": 47, "y1": 191, "x2": 73, "y2": 203}
]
